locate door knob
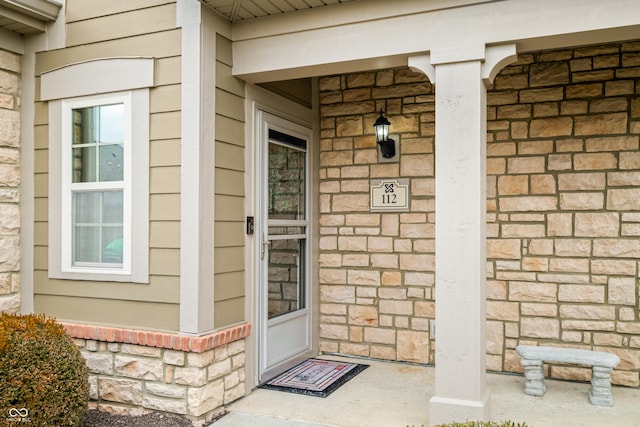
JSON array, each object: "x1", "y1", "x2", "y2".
[{"x1": 261, "y1": 238, "x2": 271, "y2": 260}]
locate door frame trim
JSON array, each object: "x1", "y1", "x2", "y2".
[
  {"x1": 243, "y1": 83, "x2": 318, "y2": 392},
  {"x1": 257, "y1": 110, "x2": 313, "y2": 382}
]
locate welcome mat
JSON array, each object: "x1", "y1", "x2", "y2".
[{"x1": 260, "y1": 358, "x2": 369, "y2": 398}]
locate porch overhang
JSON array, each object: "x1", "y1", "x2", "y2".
[{"x1": 230, "y1": 0, "x2": 640, "y2": 83}]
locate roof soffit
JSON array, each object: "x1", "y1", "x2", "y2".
[
  {"x1": 0, "y1": 0, "x2": 62, "y2": 35},
  {"x1": 204, "y1": 0, "x2": 360, "y2": 24}
]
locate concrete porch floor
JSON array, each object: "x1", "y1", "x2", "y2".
[{"x1": 213, "y1": 355, "x2": 640, "y2": 427}]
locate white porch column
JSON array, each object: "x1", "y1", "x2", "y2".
[
  {"x1": 431, "y1": 55, "x2": 490, "y2": 426},
  {"x1": 177, "y1": 0, "x2": 216, "y2": 334},
  {"x1": 411, "y1": 44, "x2": 516, "y2": 426}
]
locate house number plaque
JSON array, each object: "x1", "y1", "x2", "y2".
[{"x1": 370, "y1": 179, "x2": 409, "y2": 212}]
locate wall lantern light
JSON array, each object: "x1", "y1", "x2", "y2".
[{"x1": 373, "y1": 110, "x2": 396, "y2": 159}]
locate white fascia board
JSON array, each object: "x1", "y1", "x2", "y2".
[
  {"x1": 0, "y1": 4, "x2": 46, "y2": 31},
  {"x1": 231, "y1": 0, "x2": 495, "y2": 41},
  {"x1": 478, "y1": 0, "x2": 640, "y2": 51},
  {"x1": 232, "y1": 0, "x2": 640, "y2": 82},
  {"x1": 0, "y1": 0, "x2": 62, "y2": 22}
]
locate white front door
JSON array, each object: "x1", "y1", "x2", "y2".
[{"x1": 257, "y1": 111, "x2": 313, "y2": 382}]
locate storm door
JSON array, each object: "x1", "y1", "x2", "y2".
[{"x1": 257, "y1": 111, "x2": 312, "y2": 382}]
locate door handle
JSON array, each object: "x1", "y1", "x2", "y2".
[{"x1": 261, "y1": 238, "x2": 271, "y2": 260}]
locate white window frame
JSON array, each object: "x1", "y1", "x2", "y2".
[
  {"x1": 62, "y1": 93, "x2": 132, "y2": 274},
  {"x1": 42, "y1": 58, "x2": 152, "y2": 283}
]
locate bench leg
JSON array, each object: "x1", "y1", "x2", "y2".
[
  {"x1": 521, "y1": 358, "x2": 546, "y2": 396},
  {"x1": 589, "y1": 365, "x2": 614, "y2": 407}
]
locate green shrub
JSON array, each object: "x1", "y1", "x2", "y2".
[{"x1": 0, "y1": 313, "x2": 89, "y2": 427}]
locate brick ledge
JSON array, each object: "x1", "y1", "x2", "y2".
[{"x1": 61, "y1": 322, "x2": 251, "y2": 353}]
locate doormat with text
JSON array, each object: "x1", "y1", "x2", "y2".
[{"x1": 259, "y1": 358, "x2": 369, "y2": 398}]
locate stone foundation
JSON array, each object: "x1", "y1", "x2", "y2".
[
  {"x1": 0, "y1": 48, "x2": 22, "y2": 314},
  {"x1": 64, "y1": 322, "x2": 251, "y2": 426}
]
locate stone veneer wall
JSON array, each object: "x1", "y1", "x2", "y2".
[
  {"x1": 318, "y1": 40, "x2": 640, "y2": 387},
  {"x1": 0, "y1": 48, "x2": 21, "y2": 314},
  {"x1": 64, "y1": 323, "x2": 251, "y2": 425}
]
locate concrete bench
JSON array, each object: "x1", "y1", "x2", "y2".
[{"x1": 516, "y1": 345, "x2": 620, "y2": 407}]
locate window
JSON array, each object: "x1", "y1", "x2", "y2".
[
  {"x1": 42, "y1": 58, "x2": 152, "y2": 283},
  {"x1": 63, "y1": 95, "x2": 129, "y2": 271}
]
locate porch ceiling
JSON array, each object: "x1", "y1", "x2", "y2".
[
  {"x1": 204, "y1": 0, "x2": 359, "y2": 23},
  {"x1": 0, "y1": 0, "x2": 61, "y2": 35}
]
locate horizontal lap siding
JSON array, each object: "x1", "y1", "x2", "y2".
[
  {"x1": 65, "y1": 0, "x2": 175, "y2": 22},
  {"x1": 33, "y1": 1, "x2": 182, "y2": 331},
  {"x1": 214, "y1": 33, "x2": 246, "y2": 328},
  {"x1": 65, "y1": 3, "x2": 177, "y2": 47},
  {"x1": 34, "y1": 295, "x2": 179, "y2": 331},
  {"x1": 33, "y1": 271, "x2": 178, "y2": 303}
]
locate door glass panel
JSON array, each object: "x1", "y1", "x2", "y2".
[
  {"x1": 268, "y1": 142, "x2": 305, "y2": 220},
  {"x1": 267, "y1": 132, "x2": 307, "y2": 319},
  {"x1": 268, "y1": 238, "x2": 305, "y2": 318}
]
